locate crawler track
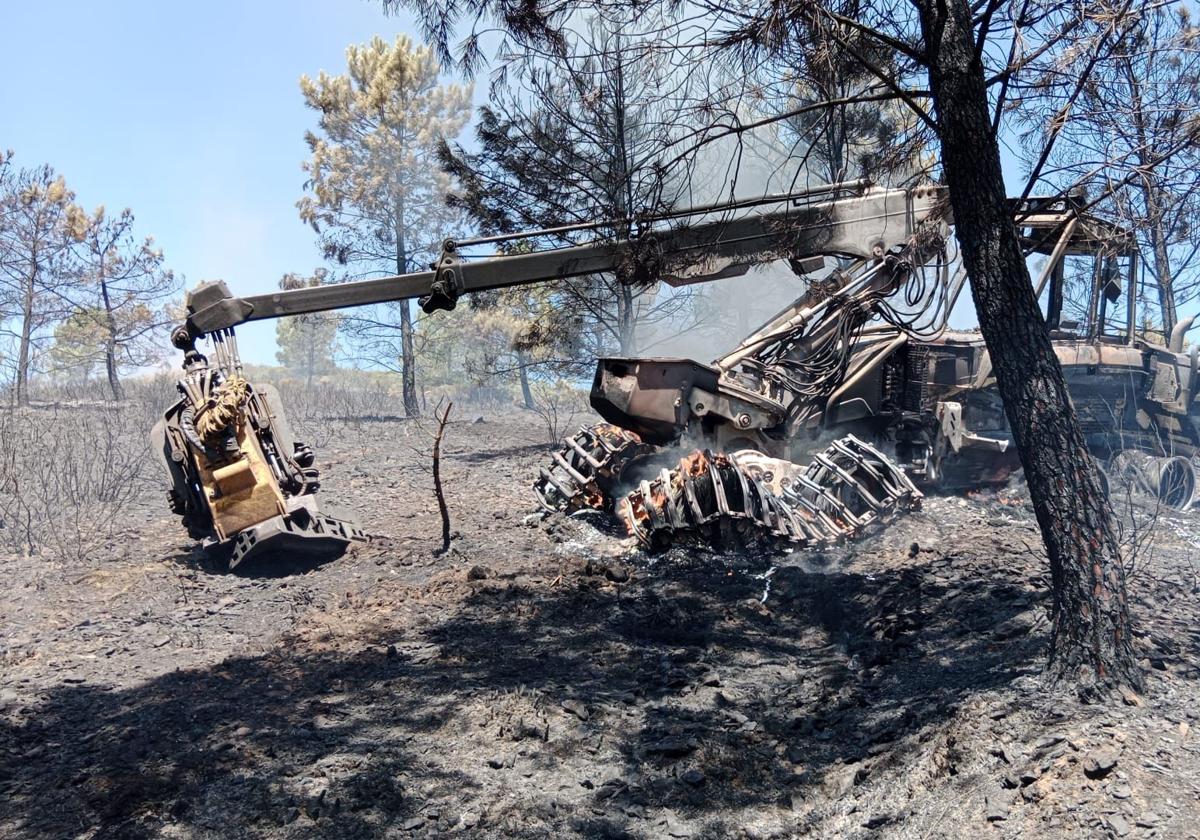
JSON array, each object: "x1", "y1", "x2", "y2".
[
  {"x1": 533, "y1": 424, "x2": 655, "y2": 512},
  {"x1": 536, "y1": 426, "x2": 921, "y2": 551},
  {"x1": 617, "y1": 436, "x2": 921, "y2": 550}
]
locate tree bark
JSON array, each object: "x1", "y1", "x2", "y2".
[
  {"x1": 16, "y1": 265, "x2": 36, "y2": 407},
  {"x1": 395, "y1": 204, "x2": 421, "y2": 418},
  {"x1": 399, "y1": 301, "x2": 419, "y2": 417},
  {"x1": 617, "y1": 282, "x2": 637, "y2": 355},
  {"x1": 99, "y1": 278, "x2": 124, "y2": 401},
  {"x1": 1123, "y1": 57, "x2": 1177, "y2": 337},
  {"x1": 915, "y1": 0, "x2": 1139, "y2": 690},
  {"x1": 432, "y1": 401, "x2": 453, "y2": 554},
  {"x1": 1142, "y1": 182, "x2": 1177, "y2": 337},
  {"x1": 305, "y1": 337, "x2": 315, "y2": 392},
  {"x1": 611, "y1": 55, "x2": 641, "y2": 359},
  {"x1": 516, "y1": 350, "x2": 535, "y2": 409}
]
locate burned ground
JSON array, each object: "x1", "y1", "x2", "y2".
[{"x1": 2, "y1": 410, "x2": 1200, "y2": 838}]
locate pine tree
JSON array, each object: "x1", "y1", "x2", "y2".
[
  {"x1": 439, "y1": 20, "x2": 700, "y2": 359},
  {"x1": 0, "y1": 160, "x2": 80, "y2": 405},
  {"x1": 49, "y1": 308, "x2": 107, "y2": 383},
  {"x1": 298, "y1": 36, "x2": 472, "y2": 417},
  {"x1": 70, "y1": 206, "x2": 177, "y2": 400}
]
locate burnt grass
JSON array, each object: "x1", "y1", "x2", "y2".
[{"x1": 2, "y1": 410, "x2": 1200, "y2": 838}]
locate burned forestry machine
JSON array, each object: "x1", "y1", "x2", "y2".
[
  {"x1": 156, "y1": 182, "x2": 930, "y2": 566},
  {"x1": 552, "y1": 190, "x2": 1200, "y2": 546},
  {"x1": 154, "y1": 181, "x2": 1195, "y2": 566}
]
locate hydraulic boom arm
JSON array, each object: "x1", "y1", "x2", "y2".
[{"x1": 180, "y1": 183, "x2": 948, "y2": 341}]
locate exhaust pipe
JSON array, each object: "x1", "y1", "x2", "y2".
[
  {"x1": 1169, "y1": 315, "x2": 1196, "y2": 353},
  {"x1": 1109, "y1": 450, "x2": 1197, "y2": 510}
]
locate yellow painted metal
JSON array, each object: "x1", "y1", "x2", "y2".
[
  {"x1": 211, "y1": 458, "x2": 255, "y2": 494},
  {"x1": 195, "y1": 422, "x2": 285, "y2": 541}
]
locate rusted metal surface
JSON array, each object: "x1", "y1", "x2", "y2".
[
  {"x1": 533, "y1": 424, "x2": 655, "y2": 512},
  {"x1": 615, "y1": 436, "x2": 921, "y2": 551}
]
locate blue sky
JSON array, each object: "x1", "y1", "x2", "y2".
[
  {"x1": 0, "y1": 0, "x2": 435, "y2": 365},
  {"x1": 2, "y1": 3, "x2": 1183, "y2": 369}
]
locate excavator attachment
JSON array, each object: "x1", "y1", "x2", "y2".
[
  {"x1": 166, "y1": 182, "x2": 941, "y2": 562},
  {"x1": 154, "y1": 326, "x2": 365, "y2": 569}
]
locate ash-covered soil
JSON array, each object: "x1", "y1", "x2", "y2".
[{"x1": 2, "y1": 410, "x2": 1200, "y2": 839}]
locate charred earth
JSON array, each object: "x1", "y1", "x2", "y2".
[{"x1": 2, "y1": 409, "x2": 1200, "y2": 838}]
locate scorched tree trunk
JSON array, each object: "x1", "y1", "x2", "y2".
[{"x1": 914, "y1": 0, "x2": 1140, "y2": 690}]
